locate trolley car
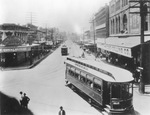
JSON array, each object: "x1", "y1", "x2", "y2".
[
  {"x1": 64, "y1": 57, "x2": 134, "y2": 113},
  {"x1": 61, "y1": 45, "x2": 68, "y2": 56}
]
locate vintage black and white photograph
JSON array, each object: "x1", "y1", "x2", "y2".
[{"x1": 0, "y1": 0, "x2": 150, "y2": 115}]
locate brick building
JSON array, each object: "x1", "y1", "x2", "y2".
[
  {"x1": 95, "y1": 4, "x2": 109, "y2": 39},
  {"x1": 96, "y1": 0, "x2": 150, "y2": 84}
]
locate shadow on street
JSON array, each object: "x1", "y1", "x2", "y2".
[{"x1": 0, "y1": 91, "x2": 34, "y2": 115}]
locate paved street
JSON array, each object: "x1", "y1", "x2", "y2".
[
  {"x1": 0, "y1": 40, "x2": 101, "y2": 115},
  {"x1": 1, "y1": 40, "x2": 150, "y2": 115}
]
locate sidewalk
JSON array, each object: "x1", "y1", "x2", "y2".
[
  {"x1": 1, "y1": 51, "x2": 52, "y2": 71},
  {"x1": 84, "y1": 51, "x2": 150, "y2": 115},
  {"x1": 133, "y1": 85, "x2": 150, "y2": 115}
]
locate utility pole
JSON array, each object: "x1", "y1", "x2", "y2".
[
  {"x1": 129, "y1": 0, "x2": 150, "y2": 94},
  {"x1": 90, "y1": 16, "x2": 96, "y2": 57},
  {"x1": 92, "y1": 18, "x2": 96, "y2": 57},
  {"x1": 30, "y1": 12, "x2": 32, "y2": 24},
  {"x1": 139, "y1": 1, "x2": 145, "y2": 94},
  {"x1": 82, "y1": 28, "x2": 84, "y2": 44},
  {"x1": 26, "y1": 12, "x2": 36, "y2": 25}
]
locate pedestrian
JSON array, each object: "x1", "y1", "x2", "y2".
[
  {"x1": 19, "y1": 91, "x2": 24, "y2": 107},
  {"x1": 22, "y1": 93, "x2": 30, "y2": 108},
  {"x1": 58, "y1": 106, "x2": 66, "y2": 115},
  {"x1": 82, "y1": 52, "x2": 85, "y2": 58}
]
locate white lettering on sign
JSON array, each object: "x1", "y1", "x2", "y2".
[
  {"x1": 97, "y1": 43, "x2": 132, "y2": 58},
  {"x1": 0, "y1": 47, "x2": 31, "y2": 53}
]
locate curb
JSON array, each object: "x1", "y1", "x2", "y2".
[{"x1": 1, "y1": 51, "x2": 52, "y2": 71}]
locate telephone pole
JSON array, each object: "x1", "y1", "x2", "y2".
[
  {"x1": 92, "y1": 18, "x2": 96, "y2": 57},
  {"x1": 130, "y1": 0, "x2": 150, "y2": 94},
  {"x1": 90, "y1": 15, "x2": 96, "y2": 57},
  {"x1": 26, "y1": 12, "x2": 36, "y2": 25},
  {"x1": 30, "y1": 12, "x2": 33, "y2": 24}
]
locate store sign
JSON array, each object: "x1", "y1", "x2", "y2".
[
  {"x1": 97, "y1": 43, "x2": 132, "y2": 58},
  {"x1": 0, "y1": 47, "x2": 31, "y2": 53}
]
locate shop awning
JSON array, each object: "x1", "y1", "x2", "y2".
[{"x1": 96, "y1": 36, "x2": 150, "y2": 58}]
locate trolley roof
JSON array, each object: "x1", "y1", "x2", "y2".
[
  {"x1": 62, "y1": 45, "x2": 67, "y2": 48},
  {"x1": 65, "y1": 56, "x2": 134, "y2": 83}
]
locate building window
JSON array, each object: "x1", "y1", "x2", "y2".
[
  {"x1": 122, "y1": 0, "x2": 128, "y2": 7},
  {"x1": 144, "y1": 4, "x2": 148, "y2": 31},
  {"x1": 122, "y1": 0, "x2": 124, "y2": 7},
  {"x1": 126, "y1": 0, "x2": 128, "y2": 5},
  {"x1": 113, "y1": 19, "x2": 115, "y2": 34},
  {"x1": 123, "y1": 14, "x2": 128, "y2": 33},
  {"x1": 119, "y1": 16, "x2": 120, "y2": 33},
  {"x1": 116, "y1": 0, "x2": 120, "y2": 11},
  {"x1": 111, "y1": 20, "x2": 113, "y2": 34},
  {"x1": 116, "y1": 18, "x2": 118, "y2": 34}
]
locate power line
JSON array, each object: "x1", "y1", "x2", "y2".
[{"x1": 26, "y1": 12, "x2": 37, "y2": 24}]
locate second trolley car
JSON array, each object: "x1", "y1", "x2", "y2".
[
  {"x1": 61, "y1": 45, "x2": 68, "y2": 56},
  {"x1": 64, "y1": 56, "x2": 134, "y2": 113}
]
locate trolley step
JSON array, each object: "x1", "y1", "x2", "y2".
[{"x1": 104, "y1": 107, "x2": 110, "y2": 113}]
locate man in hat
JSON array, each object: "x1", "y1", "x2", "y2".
[
  {"x1": 58, "y1": 106, "x2": 66, "y2": 115},
  {"x1": 22, "y1": 93, "x2": 30, "y2": 108}
]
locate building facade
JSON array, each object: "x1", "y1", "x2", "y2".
[
  {"x1": 0, "y1": 23, "x2": 29, "y2": 44},
  {"x1": 95, "y1": 4, "x2": 109, "y2": 39},
  {"x1": 0, "y1": 23, "x2": 46, "y2": 68},
  {"x1": 96, "y1": 0, "x2": 150, "y2": 84},
  {"x1": 109, "y1": 0, "x2": 150, "y2": 35}
]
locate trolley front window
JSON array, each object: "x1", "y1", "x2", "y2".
[{"x1": 111, "y1": 83, "x2": 133, "y2": 99}]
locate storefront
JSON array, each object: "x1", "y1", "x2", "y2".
[
  {"x1": 96, "y1": 36, "x2": 150, "y2": 84},
  {"x1": 0, "y1": 44, "x2": 40, "y2": 68}
]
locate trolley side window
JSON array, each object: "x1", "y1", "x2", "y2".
[
  {"x1": 80, "y1": 72, "x2": 87, "y2": 83},
  {"x1": 68, "y1": 67, "x2": 75, "y2": 77},
  {"x1": 93, "y1": 78, "x2": 102, "y2": 94},
  {"x1": 66, "y1": 65, "x2": 70, "y2": 73},
  {"x1": 87, "y1": 74, "x2": 94, "y2": 88},
  {"x1": 68, "y1": 69, "x2": 74, "y2": 76}
]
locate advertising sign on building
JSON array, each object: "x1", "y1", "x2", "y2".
[
  {"x1": 130, "y1": 14, "x2": 140, "y2": 34},
  {"x1": 97, "y1": 42, "x2": 132, "y2": 58},
  {"x1": 129, "y1": 4, "x2": 140, "y2": 34}
]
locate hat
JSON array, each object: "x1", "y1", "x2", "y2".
[
  {"x1": 60, "y1": 106, "x2": 63, "y2": 109},
  {"x1": 20, "y1": 91, "x2": 23, "y2": 94}
]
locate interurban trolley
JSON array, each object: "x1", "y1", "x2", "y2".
[
  {"x1": 61, "y1": 45, "x2": 68, "y2": 56},
  {"x1": 64, "y1": 57, "x2": 134, "y2": 113}
]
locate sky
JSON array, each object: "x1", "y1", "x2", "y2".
[{"x1": 0, "y1": 0, "x2": 110, "y2": 34}]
